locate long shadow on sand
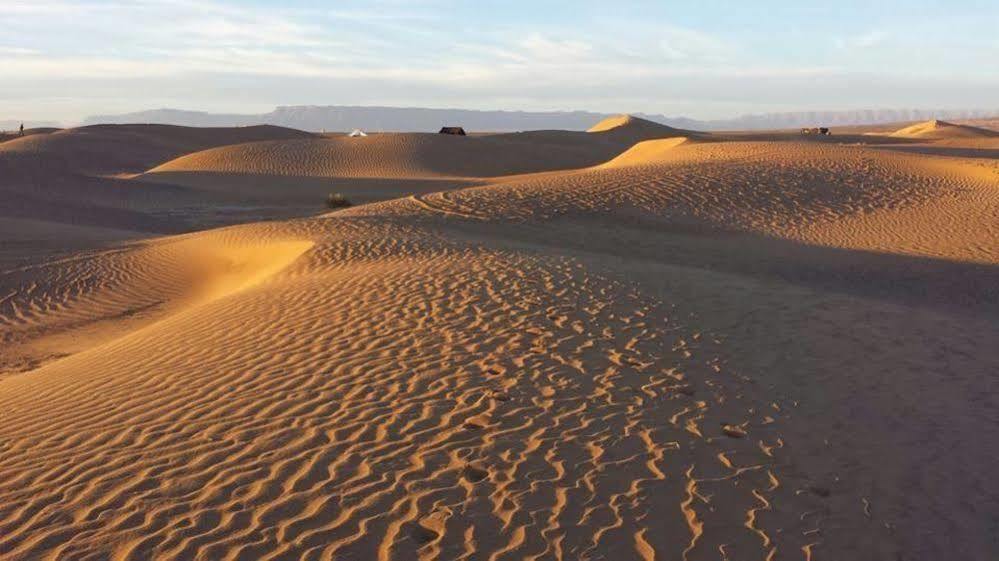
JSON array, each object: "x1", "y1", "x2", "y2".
[
  {"x1": 138, "y1": 171, "x2": 484, "y2": 205},
  {"x1": 869, "y1": 145, "x2": 999, "y2": 160},
  {"x1": 441, "y1": 216, "x2": 999, "y2": 318}
]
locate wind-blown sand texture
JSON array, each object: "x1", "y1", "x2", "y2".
[{"x1": 1, "y1": 115, "x2": 998, "y2": 560}]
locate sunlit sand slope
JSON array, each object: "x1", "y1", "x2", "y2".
[
  {"x1": 1, "y1": 233, "x2": 313, "y2": 375},
  {"x1": 889, "y1": 119, "x2": 999, "y2": 139},
  {"x1": 139, "y1": 123, "x2": 699, "y2": 206},
  {"x1": 587, "y1": 114, "x2": 690, "y2": 137},
  {"x1": 599, "y1": 137, "x2": 691, "y2": 168},
  {"x1": 1, "y1": 137, "x2": 997, "y2": 560},
  {"x1": 0, "y1": 217, "x2": 817, "y2": 561},
  {"x1": 147, "y1": 125, "x2": 687, "y2": 181},
  {"x1": 393, "y1": 141, "x2": 998, "y2": 262},
  {"x1": 3, "y1": 116, "x2": 697, "y2": 260}
]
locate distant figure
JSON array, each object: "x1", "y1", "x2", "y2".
[
  {"x1": 438, "y1": 126, "x2": 466, "y2": 136},
  {"x1": 19, "y1": 123, "x2": 24, "y2": 136}
]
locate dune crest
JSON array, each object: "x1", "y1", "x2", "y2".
[
  {"x1": 600, "y1": 137, "x2": 691, "y2": 167},
  {"x1": 890, "y1": 119, "x2": 998, "y2": 139},
  {"x1": 146, "y1": 128, "x2": 676, "y2": 181},
  {"x1": 0, "y1": 123, "x2": 314, "y2": 174},
  {"x1": 588, "y1": 114, "x2": 689, "y2": 137},
  {"x1": 587, "y1": 114, "x2": 637, "y2": 132},
  {"x1": 1, "y1": 235, "x2": 313, "y2": 376}
]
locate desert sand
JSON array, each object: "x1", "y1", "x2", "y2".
[
  {"x1": 1, "y1": 116, "x2": 997, "y2": 560},
  {"x1": 888, "y1": 119, "x2": 998, "y2": 139}
]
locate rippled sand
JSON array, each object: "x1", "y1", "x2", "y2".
[{"x1": 2, "y1": 117, "x2": 998, "y2": 560}]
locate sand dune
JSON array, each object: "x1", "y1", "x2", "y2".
[
  {"x1": 0, "y1": 123, "x2": 317, "y2": 219},
  {"x1": 396, "y1": 141, "x2": 994, "y2": 243},
  {"x1": 599, "y1": 137, "x2": 692, "y2": 168},
  {"x1": 1, "y1": 124, "x2": 314, "y2": 175},
  {"x1": 1, "y1": 117, "x2": 998, "y2": 560},
  {"x1": 0, "y1": 124, "x2": 321, "y2": 262},
  {"x1": 0, "y1": 233, "x2": 312, "y2": 376},
  {"x1": 147, "y1": 126, "x2": 680, "y2": 181},
  {"x1": 7, "y1": 120, "x2": 690, "y2": 264},
  {"x1": 889, "y1": 119, "x2": 999, "y2": 139},
  {"x1": 588, "y1": 113, "x2": 688, "y2": 136},
  {"x1": 140, "y1": 116, "x2": 701, "y2": 208},
  {"x1": 2, "y1": 213, "x2": 819, "y2": 561},
  {"x1": 0, "y1": 127, "x2": 59, "y2": 144},
  {"x1": 957, "y1": 117, "x2": 999, "y2": 132}
]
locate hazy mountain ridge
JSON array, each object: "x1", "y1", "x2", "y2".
[
  {"x1": 82, "y1": 106, "x2": 999, "y2": 132},
  {"x1": 711, "y1": 109, "x2": 999, "y2": 130},
  {"x1": 82, "y1": 106, "x2": 692, "y2": 132}
]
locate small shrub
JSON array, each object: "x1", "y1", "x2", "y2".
[{"x1": 326, "y1": 193, "x2": 352, "y2": 209}]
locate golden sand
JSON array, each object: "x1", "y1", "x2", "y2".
[{"x1": 1, "y1": 116, "x2": 997, "y2": 560}]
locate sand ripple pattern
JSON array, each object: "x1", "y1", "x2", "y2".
[
  {"x1": 0, "y1": 215, "x2": 820, "y2": 560},
  {"x1": 374, "y1": 142, "x2": 996, "y2": 247},
  {"x1": 3, "y1": 135, "x2": 998, "y2": 560}
]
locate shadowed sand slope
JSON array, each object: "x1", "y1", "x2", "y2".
[
  {"x1": 0, "y1": 124, "x2": 316, "y2": 223},
  {"x1": 0, "y1": 124, "x2": 314, "y2": 175},
  {"x1": 0, "y1": 125, "x2": 320, "y2": 263},
  {"x1": 1, "y1": 136, "x2": 998, "y2": 561}
]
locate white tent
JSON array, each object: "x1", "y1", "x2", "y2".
[{"x1": 348, "y1": 129, "x2": 367, "y2": 137}]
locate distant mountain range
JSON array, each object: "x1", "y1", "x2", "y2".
[{"x1": 75, "y1": 105, "x2": 999, "y2": 132}]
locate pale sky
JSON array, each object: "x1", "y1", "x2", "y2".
[{"x1": 3, "y1": 0, "x2": 998, "y2": 124}]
